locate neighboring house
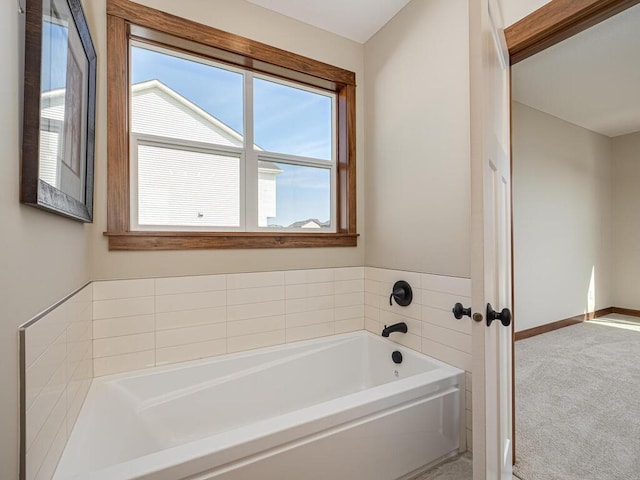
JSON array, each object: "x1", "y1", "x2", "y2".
[
  {"x1": 286, "y1": 218, "x2": 331, "y2": 229},
  {"x1": 39, "y1": 89, "x2": 85, "y2": 202},
  {"x1": 131, "y1": 79, "x2": 282, "y2": 228},
  {"x1": 40, "y1": 80, "x2": 284, "y2": 227}
]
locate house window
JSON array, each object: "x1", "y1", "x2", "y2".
[{"x1": 106, "y1": 0, "x2": 357, "y2": 250}]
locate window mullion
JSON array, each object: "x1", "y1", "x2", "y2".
[{"x1": 244, "y1": 72, "x2": 258, "y2": 231}]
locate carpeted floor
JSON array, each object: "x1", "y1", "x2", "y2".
[
  {"x1": 514, "y1": 315, "x2": 640, "y2": 480},
  {"x1": 412, "y1": 453, "x2": 472, "y2": 480}
]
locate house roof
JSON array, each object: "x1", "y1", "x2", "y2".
[{"x1": 131, "y1": 79, "x2": 247, "y2": 145}]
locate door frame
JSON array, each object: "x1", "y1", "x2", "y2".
[{"x1": 503, "y1": 0, "x2": 640, "y2": 465}]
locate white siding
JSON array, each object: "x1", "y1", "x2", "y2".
[
  {"x1": 39, "y1": 130, "x2": 59, "y2": 188},
  {"x1": 137, "y1": 145, "x2": 240, "y2": 227},
  {"x1": 258, "y1": 172, "x2": 276, "y2": 226},
  {"x1": 131, "y1": 87, "x2": 242, "y2": 147}
]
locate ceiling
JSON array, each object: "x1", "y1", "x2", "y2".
[
  {"x1": 512, "y1": 3, "x2": 640, "y2": 138},
  {"x1": 245, "y1": 0, "x2": 412, "y2": 43}
]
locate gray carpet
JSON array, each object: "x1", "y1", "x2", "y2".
[
  {"x1": 413, "y1": 453, "x2": 472, "y2": 480},
  {"x1": 514, "y1": 315, "x2": 640, "y2": 480}
]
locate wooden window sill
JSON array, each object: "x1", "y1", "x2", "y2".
[{"x1": 104, "y1": 231, "x2": 359, "y2": 250}]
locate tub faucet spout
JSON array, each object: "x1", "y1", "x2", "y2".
[{"x1": 381, "y1": 322, "x2": 408, "y2": 337}]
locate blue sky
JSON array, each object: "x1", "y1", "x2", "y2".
[
  {"x1": 131, "y1": 46, "x2": 332, "y2": 227},
  {"x1": 41, "y1": 23, "x2": 69, "y2": 91}
]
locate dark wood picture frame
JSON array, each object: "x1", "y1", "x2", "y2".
[{"x1": 21, "y1": 0, "x2": 97, "y2": 222}]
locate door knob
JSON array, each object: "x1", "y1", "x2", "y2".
[
  {"x1": 486, "y1": 303, "x2": 511, "y2": 327},
  {"x1": 452, "y1": 303, "x2": 471, "y2": 319}
]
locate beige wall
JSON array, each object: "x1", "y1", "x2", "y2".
[
  {"x1": 1, "y1": 5, "x2": 93, "y2": 479},
  {"x1": 611, "y1": 132, "x2": 640, "y2": 310},
  {"x1": 497, "y1": 0, "x2": 552, "y2": 27},
  {"x1": 363, "y1": 0, "x2": 470, "y2": 277},
  {"x1": 84, "y1": 0, "x2": 366, "y2": 280},
  {"x1": 512, "y1": 102, "x2": 612, "y2": 332}
]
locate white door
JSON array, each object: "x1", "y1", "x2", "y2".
[{"x1": 469, "y1": 0, "x2": 513, "y2": 479}]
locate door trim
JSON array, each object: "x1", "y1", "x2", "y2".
[
  {"x1": 505, "y1": 0, "x2": 639, "y2": 468},
  {"x1": 506, "y1": 0, "x2": 640, "y2": 64}
]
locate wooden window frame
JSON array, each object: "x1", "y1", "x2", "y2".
[{"x1": 105, "y1": 0, "x2": 357, "y2": 250}]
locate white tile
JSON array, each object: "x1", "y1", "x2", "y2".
[
  {"x1": 365, "y1": 305, "x2": 379, "y2": 321},
  {"x1": 228, "y1": 300, "x2": 285, "y2": 321},
  {"x1": 284, "y1": 284, "x2": 308, "y2": 300},
  {"x1": 25, "y1": 361, "x2": 66, "y2": 450},
  {"x1": 334, "y1": 279, "x2": 364, "y2": 294},
  {"x1": 227, "y1": 330, "x2": 285, "y2": 353},
  {"x1": 421, "y1": 273, "x2": 471, "y2": 297},
  {"x1": 286, "y1": 322, "x2": 334, "y2": 343},
  {"x1": 335, "y1": 317, "x2": 364, "y2": 334},
  {"x1": 467, "y1": 429, "x2": 473, "y2": 452},
  {"x1": 93, "y1": 314, "x2": 155, "y2": 339},
  {"x1": 26, "y1": 387, "x2": 66, "y2": 480},
  {"x1": 25, "y1": 331, "x2": 66, "y2": 410},
  {"x1": 285, "y1": 295, "x2": 333, "y2": 314},
  {"x1": 422, "y1": 305, "x2": 472, "y2": 335},
  {"x1": 155, "y1": 274, "x2": 226, "y2": 295},
  {"x1": 335, "y1": 292, "x2": 363, "y2": 308},
  {"x1": 156, "y1": 339, "x2": 226, "y2": 365},
  {"x1": 380, "y1": 293, "x2": 422, "y2": 319},
  {"x1": 93, "y1": 296, "x2": 154, "y2": 320},
  {"x1": 33, "y1": 412, "x2": 67, "y2": 480},
  {"x1": 387, "y1": 332, "x2": 422, "y2": 351},
  {"x1": 93, "y1": 333, "x2": 155, "y2": 358},
  {"x1": 156, "y1": 307, "x2": 226, "y2": 330},
  {"x1": 422, "y1": 290, "x2": 471, "y2": 312},
  {"x1": 227, "y1": 285, "x2": 284, "y2": 306},
  {"x1": 422, "y1": 323, "x2": 472, "y2": 354},
  {"x1": 466, "y1": 390, "x2": 472, "y2": 412},
  {"x1": 466, "y1": 410, "x2": 472, "y2": 430},
  {"x1": 66, "y1": 300, "x2": 91, "y2": 325},
  {"x1": 285, "y1": 268, "x2": 334, "y2": 285},
  {"x1": 67, "y1": 342, "x2": 91, "y2": 374},
  {"x1": 364, "y1": 292, "x2": 379, "y2": 307},
  {"x1": 227, "y1": 315, "x2": 285, "y2": 337},
  {"x1": 66, "y1": 319, "x2": 91, "y2": 343},
  {"x1": 156, "y1": 324, "x2": 226, "y2": 348},
  {"x1": 155, "y1": 291, "x2": 226, "y2": 313},
  {"x1": 334, "y1": 266, "x2": 364, "y2": 281},
  {"x1": 286, "y1": 282, "x2": 334, "y2": 299},
  {"x1": 93, "y1": 350, "x2": 155, "y2": 377},
  {"x1": 364, "y1": 267, "x2": 390, "y2": 282},
  {"x1": 335, "y1": 305, "x2": 364, "y2": 321},
  {"x1": 365, "y1": 317, "x2": 379, "y2": 334},
  {"x1": 227, "y1": 271, "x2": 284, "y2": 290},
  {"x1": 93, "y1": 279, "x2": 154, "y2": 301},
  {"x1": 422, "y1": 339, "x2": 473, "y2": 372},
  {"x1": 466, "y1": 372, "x2": 472, "y2": 392},
  {"x1": 364, "y1": 279, "x2": 380, "y2": 294},
  {"x1": 24, "y1": 306, "x2": 67, "y2": 369},
  {"x1": 66, "y1": 377, "x2": 90, "y2": 435},
  {"x1": 286, "y1": 309, "x2": 334, "y2": 328},
  {"x1": 379, "y1": 310, "x2": 421, "y2": 335}
]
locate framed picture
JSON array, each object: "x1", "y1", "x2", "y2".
[{"x1": 21, "y1": 0, "x2": 96, "y2": 222}]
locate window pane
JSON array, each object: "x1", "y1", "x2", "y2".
[
  {"x1": 137, "y1": 144, "x2": 240, "y2": 228},
  {"x1": 258, "y1": 161, "x2": 331, "y2": 229},
  {"x1": 131, "y1": 45, "x2": 243, "y2": 146},
  {"x1": 254, "y1": 78, "x2": 332, "y2": 161}
]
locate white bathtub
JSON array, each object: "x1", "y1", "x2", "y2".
[{"x1": 53, "y1": 331, "x2": 465, "y2": 480}]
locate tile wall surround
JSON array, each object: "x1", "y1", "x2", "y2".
[
  {"x1": 92, "y1": 267, "x2": 366, "y2": 377},
  {"x1": 20, "y1": 266, "x2": 473, "y2": 480},
  {"x1": 20, "y1": 284, "x2": 93, "y2": 480},
  {"x1": 363, "y1": 267, "x2": 473, "y2": 451}
]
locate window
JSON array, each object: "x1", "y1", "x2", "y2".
[{"x1": 105, "y1": 0, "x2": 357, "y2": 250}]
